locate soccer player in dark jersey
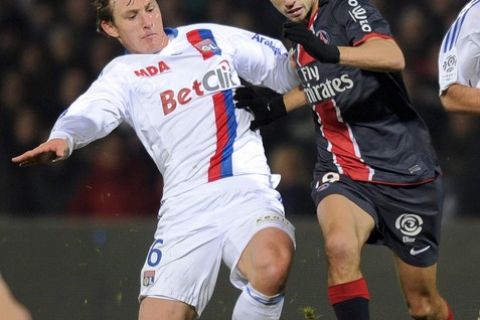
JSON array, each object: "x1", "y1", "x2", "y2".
[{"x1": 234, "y1": 0, "x2": 454, "y2": 319}]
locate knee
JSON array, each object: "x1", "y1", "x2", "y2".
[
  {"x1": 250, "y1": 250, "x2": 293, "y2": 293},
  {"x1": 324, "y1": 234, "x2": 360, "y2": 265},
  {"x1": 261, "y1": 252, "x2": 292, "y2": 284}
]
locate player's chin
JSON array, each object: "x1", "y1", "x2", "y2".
[{"x1": 287, "y1": 16, "x2": 305, "y2": 23}]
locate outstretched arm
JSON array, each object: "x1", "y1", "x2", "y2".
[
  {"x1": 234, "y1": 85, "x2": 308, "y2": 129},
  {"x1": 11, "y1": 138, "x2": 69, "y2": 167},
  {"x1": 440, "y1": 84, "x2": 480, "y2": 114}
]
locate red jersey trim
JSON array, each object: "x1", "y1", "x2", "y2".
[{"x1": 353, "y1": 33, "x2": 393, "y2": 47}]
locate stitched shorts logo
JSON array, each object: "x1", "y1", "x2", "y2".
[
  {"x1": 395, "y1": 213, "x2": 423, "y2": 237},
  {"x1": 409, "y1": 245, "x2": 431, "y2": 256},
  {"x1": 321, "y1": 172, "x2": 340, "y2": 183}
]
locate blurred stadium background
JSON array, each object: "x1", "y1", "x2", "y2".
[{"x1": 1, "y1": 0, "x2": 479, "y2": 319}]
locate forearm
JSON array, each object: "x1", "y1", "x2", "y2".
[
  {"x1": 440, "y1": 84, "x2": 480, "y2": 114},
  {"x1": 338, "y1": 38, "x2": 405, "y2": 72},
  {"x1": 283, "y1": 86, "x2": 309, "y2": 112}
]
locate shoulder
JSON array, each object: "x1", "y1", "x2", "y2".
[
  {"x1": 176, "y1": 23, "x2": 246, "y2": 35},
  {"x1": 329, "y1": 0, "x2": 382, "y2": 18},
  {"x1": 96, "y1": 54, "x2": 147, "y2": 83},
  {"x1": 101, "y1": 55, "x2": 133, "y2": 74},
  {"x1": 460, "y1": 3, "x2": 480, "y2": 37}
]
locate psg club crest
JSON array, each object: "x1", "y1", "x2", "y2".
[
  {"x1": 143, "y1": 270, "x2": 155, "y2": 287},
  {"x1": 316, "y1": 30, "x2": 331, "y2": 45}
]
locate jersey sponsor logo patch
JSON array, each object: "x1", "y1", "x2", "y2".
[
  {"x1": 160, "y1": 60, "x2": 239, "y2": 115},
  {"x1": 134, "y1": 60, "x2": 171, "y2": 77},
  {"x1": 395, "y1": 213, "x2": 423, "y2": 237},
  {"x1": 409, "y1": 245, "x2": 431, "y2": 256},
  {"x1": 347, "y1": 0, "x2": 373, "y2": 32},
  {"x1": 442, "y1": 54, "x2": 457, "y2": 73},
  {"x1": 251, "y1": 34, "x2": 286, "y2": 57},
  {"x1": 300, "y1": 67, "x2": 354, "y2": 103},
  {"x1": 439, "y1": 51, "x2": 458, "y2": 90}
]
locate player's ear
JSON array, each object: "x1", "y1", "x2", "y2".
[{"x1": 100, "y1": 20, "x2": 119, "y2": 38}]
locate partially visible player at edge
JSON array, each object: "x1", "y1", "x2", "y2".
[
  {"x1": 11, "y1": 0, "x2": 300, "y2": 319},
  {"x1": 0, "y1": 275, "x2": 32, "y2": 320},
  {"x1": 234, "y1": 0, "x2": 454, "y2": 319},
  {"x1": 438, "y1": 0, "x2": 480, "y2": 114}
]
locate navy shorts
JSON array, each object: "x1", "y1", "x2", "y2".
[{"x1": 311, "y1": 172, "x2": 444, "y2": 267}]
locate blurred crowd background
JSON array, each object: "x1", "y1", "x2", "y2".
[{"x1": 1, "y1": 0, "x2": 479, "y2": 220}]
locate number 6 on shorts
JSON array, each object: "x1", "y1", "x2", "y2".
[{"x1": 147, "y1": 239, "x2": 164, "y2": 267}]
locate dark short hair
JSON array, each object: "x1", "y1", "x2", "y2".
[{"x1": 91, "y1": 0, "x2": 113, "y2": 35}]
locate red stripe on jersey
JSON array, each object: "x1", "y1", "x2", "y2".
[
  {"x1": 208, "y1": 93, "x2": 229, "y2": 181},
  {"x1": 297, "y1": 8, "x2": 320, "y2": 66},
  {"x1": 314, "y1": 100, "x2": 372, "y2": 180},
  {"x1": 353, "y1": 33, "x2": 393, "y2": 47},
  {"x1": 297, "y1": 45, "x2": 316, "y2": 66}
]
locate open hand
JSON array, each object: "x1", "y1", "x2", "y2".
[{"x1": 11, "y1": 138, "x2": 69, "y2": 167}]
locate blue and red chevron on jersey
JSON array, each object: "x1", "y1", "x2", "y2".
[
  {"x1": 208, "y1": 90, "x2": 237, "y2": 182},
  {"x1": 187, "y1": 29, "x2": 222, "y2": 60}
]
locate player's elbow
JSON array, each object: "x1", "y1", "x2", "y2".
[
  {"x1": 393, "y1": 56, "x2": 405, "y2": 71},
  {"x1": 388, "y1": 50, "x2": 405, "y2": 72},
  {"x1": 439, "y1": 93, "x2": 457, "y2": 112},
  {"x1": 382, "y1": 39, "x2": 406, "y2": 71}
]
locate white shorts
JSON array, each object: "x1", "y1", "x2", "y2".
[{"x1": 139, "y1": 174, "x2": 295, "y2": 316}]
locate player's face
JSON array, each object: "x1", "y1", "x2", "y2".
[
  {"x1": 269, "y1": 0, "x2": 318, "y2": 22},
  {"x1": 102, "y1": 0, "x2": 168, "y2": 54}
]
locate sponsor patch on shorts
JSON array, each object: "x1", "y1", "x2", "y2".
[{"x1": 143, "y1": 270, "x2": 155, "y2": 287}]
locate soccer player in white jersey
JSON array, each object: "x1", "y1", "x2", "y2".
[
  {"x1": 438, "y1": 0, "x2": 480, "y2": 112},
  {"x1": 11, "y1": 0, "x2": 300, "y2": 319}
]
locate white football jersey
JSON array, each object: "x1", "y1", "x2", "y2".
[
  {"x1": 49, "y1": 23, "x2": 299, "y2": 198},
  {"x1": 438, "y1": 0, "x2": 480, "y2": 94}
]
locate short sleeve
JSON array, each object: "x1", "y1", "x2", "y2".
[
  {"x1": 438, "y1": 6, "x2": 480, "y2": 94},
  {"x1": 335, "y1": 0, "x2": 392, "y2": 46}
]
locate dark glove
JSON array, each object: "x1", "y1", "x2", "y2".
[
  {"x1": 234, "y1": 87, "x2": 287, "y2": 130},
  {"x1": 283, "y1": 21, "x2": 340, "y2": 63}
]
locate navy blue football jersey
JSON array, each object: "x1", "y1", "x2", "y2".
[{"x1": 294, "y1": 0, "x2": 440, "y2": 185}]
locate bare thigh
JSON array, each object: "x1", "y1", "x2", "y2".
[{"x1": 139, "y1": 297, "x2": 197, "y2": 320}]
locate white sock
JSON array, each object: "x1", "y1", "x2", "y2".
[{"x1": 232, "y1": 283, "x2": 285, "y2": 320}]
